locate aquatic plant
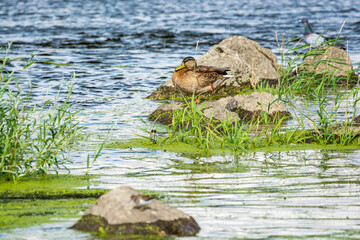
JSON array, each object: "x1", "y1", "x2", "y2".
[
  {"x1": 276, "y1": 33, "x2": 360, "y2": 145},
  {"x1": 0, "y1": 43, "x2": 83, "y2": 181}
]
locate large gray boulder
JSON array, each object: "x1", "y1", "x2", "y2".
[
  {"x1": 299, "y1": 46, "x2": 353, "y2": 77},
  {"x1": 197, "y1": 36, "x2": 280, "y2": 87},
  {"x1": 149, "y1": 91, "x2": 290, "y2": 125},
  {"x1": 71, "y1": 186, "x2": 200, "y2": 236},
  {"x1": 147, "y1": 36, "x2": 280, "y2": 100}
]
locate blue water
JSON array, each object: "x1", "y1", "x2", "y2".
[{"x1": 1, "y1": 0, "x2": 360, "y2": 239}]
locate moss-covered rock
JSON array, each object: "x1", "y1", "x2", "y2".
[
  {"x1": 71, "y1": 186, "x2": 200, "y2": 236},
  {"x1": 148, "y1": 102, "x2": 183, "y2": 125}
]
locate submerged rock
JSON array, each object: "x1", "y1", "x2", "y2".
[
  {"x1": 149, "y1": 91, "x2": 290, "y2": 125},
  {"x1": 71, "y1": 186, "x2": 200, "y2": 236},
  {"x1": 299, "y1": 46, "x2": 353, "y2": 77},
  {"x1": 147, "y1": 36, "x2": 280, "y2": 100}
]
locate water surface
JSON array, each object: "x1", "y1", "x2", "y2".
[{"x1": 1, "y1": 0, "x2": 360, "y2": 239}]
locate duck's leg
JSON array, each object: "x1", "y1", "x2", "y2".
[{"x1": 195, "y1": 96, "x2": 200, "y2": 104}]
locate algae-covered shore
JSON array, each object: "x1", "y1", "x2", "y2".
[{"x1": 0, "y1": 175, "x2": 108, "y2": 230}]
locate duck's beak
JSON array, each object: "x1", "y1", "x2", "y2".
[{"x1": 175, "y1": 62, "x2": 186, "y2": 71}]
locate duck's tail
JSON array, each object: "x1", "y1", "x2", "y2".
[{"x1": 224, "y1": 75, "x2": 235, "y2": 78}]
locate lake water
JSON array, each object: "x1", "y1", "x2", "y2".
[{"x1": 1, "y1": 0, "x2": 360, "y2": 239}]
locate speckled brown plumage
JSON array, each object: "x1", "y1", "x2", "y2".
[{"x1": 172, "y1": 56, "x2": 230, "y2": 95}]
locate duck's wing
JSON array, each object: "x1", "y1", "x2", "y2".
[
  {"x1": 306, "y1": 33, "x2": 346, "y2": 50},
  {"x1": 195, "y1": 65, "x2": 231, "y2": 75},
  {"x1": 192, "y1": 71, "x2": 227, "y2": 88},
  {"x1": 304, "y1": 33, "x2": 326, "y2": 47}
]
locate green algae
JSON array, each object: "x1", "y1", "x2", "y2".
[
  {"x1": 107, "y1": 137, "x2": 360, "y2": 159},
  {"x1": 170, "y1": 159, "x2": 249, "y2": 174},
  {"x1": 0, "y1": 174, "x2": 108, "y2": 230},
  {"x1": 107, "y1": 138, "x2": 224, "y2": 157},
  {"x1": 1, "y1": 198, "x2": 95, "y2": 230},
  {"x1": 40, "y1": 60, "x2": 72, "y2": 66},
  {"x1": 113, "y1": 65, "x2": 135, "y2": 68},
  {"x1": 108, "y1": 137, "x2": 360, "y2": 177}
]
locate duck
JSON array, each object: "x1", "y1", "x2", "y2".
[
  {"x1": 171, "y1": 56, "x2": 231, "y2": 96},
  {"x1": 299, "y1": 18, "x2": 345, "y2": 50}
]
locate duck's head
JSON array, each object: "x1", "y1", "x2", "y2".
[
  {"x1": 298, "y1": 17, "x2": 308, "y2": 24},
  {"x1": 175, "y1": 56, "x2": 196, "y2": 71},
  {"x1": 298, "y1": 18, "x2": 313, "y2": 34}
]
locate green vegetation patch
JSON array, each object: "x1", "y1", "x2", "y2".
[
  {"x1": 170, "y1": 159, "x2": 249, "y2": 174},
  {"x1": 40, "y1": 60, "x2": 72, "y2": 66},
  {"x1": 0, "y1": 174, "x2": 108, "y2": 230},
  {"x1": 107, "y1": 138, "x2": 224, "y2": 157},
  {"x1": 1, "y1": 43, "x2": 84, "y2": 181},
  {"x1": 107, "y1": 137, "x2": 360, "y2": 158},
  {"x1": 113, "y1": 65, "x2": 135, "y2": 68}
]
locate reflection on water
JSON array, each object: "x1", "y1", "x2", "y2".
[
  {"x1": 1, "y1": 0, "x2": 360, "y2": 238},
  {"x1": 3, "y1": 149, "x2": 360, "y2": 239}
]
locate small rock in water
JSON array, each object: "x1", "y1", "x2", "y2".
[{"x1": 71, "y1": 186, "x2": 200, "y2": 236}]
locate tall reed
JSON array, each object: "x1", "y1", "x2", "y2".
[{"x1": 0, "y1": 43, "x2": 83, "y2": 181}]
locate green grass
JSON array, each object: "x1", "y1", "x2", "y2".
[
  {"x1": 276, "y1": 35, "x2": 360, "y2": 146},
  {"x1": 0, "y1": 43, "x2": 84, "y2": 181}
]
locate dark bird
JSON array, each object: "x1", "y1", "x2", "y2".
[
  {"x1": 172, "y1": 56, "x2": 232, "y2": 96},
  {"x1": 299, "y1": 18, "x2": 346, "y2": 50}
]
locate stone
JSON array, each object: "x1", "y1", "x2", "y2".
[
  {"x1": 327, "y1": 123, "x2": 360, "y2": 138},
  {"x1": 203, "y1": 91, "x2": 290, "y2": 123},
  {"x1": 299, "y1": 46, "x2": 353, "y2": 77},
  {"x1": 197, "y1": 36, "x2": 280, "y2": 87},
  {"x1": 353, "y1": 115, "x2": 360, "y2": 123},
  {"x1": 147, "y1": 36, "x2": 280, "y2": 100},
  {"x1": 148, "y1": 102, "x2": 183, "y2": 125},
  {"x1": 149, "y1": 92, "x2": 291, "y2": 125},
  {"x1": 71, "y1": 186, "x2": 200, "y2": 236},
  {"x1": 202, "y1": 97, "x2": 239, "y2": 123}
]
